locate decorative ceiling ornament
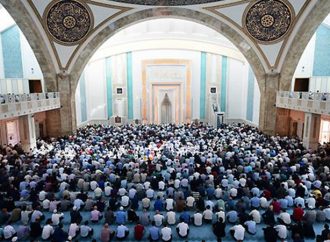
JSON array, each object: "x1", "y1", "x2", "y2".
[
  {"x1": 111, "y1": 0, "x2": 221, "y2": 5},
  {"x1": 45, "y1": 0, "x2": 93, "y2": 45},
  {"x1": 244, "y1": 0, "x2": 294, "y2": 43}
]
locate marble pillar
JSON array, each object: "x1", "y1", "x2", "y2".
[
  {"x1": 303, "y1": 112, "x2": 321, "y2": 150},
  {"x1": 46, "y1": 73, "x2": 77, "y2": 136},
  {"x1": 259, "y1": 73, "x2": 278, "y2": 135},
  {"x1": 18, "y1": 114, "x2": 36, "y2": 151}
]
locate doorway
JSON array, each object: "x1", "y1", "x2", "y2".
[
  {"x1": 6, "y1": 120, "x2": 19, "y2": 146},
  {"x1": 320, "y1": 120, "x2": 330, "y2": 144},
  {"x1": 294, "y1": 78, "x2": 309, "y2": 92},
  {"x1": 160, "y1": 93, "x2": 173, "y2": 124},
  {"x1": 29, "y1": 80, "x2": 42, "y2": 93}
]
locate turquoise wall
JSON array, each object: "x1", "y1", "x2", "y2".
[
  {"x1": 127, "y1": 52, "x2": 133, "y2": 119},
  {"x1": 200, "y1": 52, "x2": 206, "y2": 119},
  {"x1": 105, "y1": 57, "x2": 113, "y2": 119},
  {"x1": 246, "y1": 67, "x2": 255, "y2": 122},
  {"x1": 313, "y1": 24, "x2": 330, "y2": 76},
  {"x1": 1, "y1": 26, "x2": 23, "y2": 78},
  {"x1": 220, "y1": 56, "x2": 228, "y2": 112},
  {"x1": 79, "y1": 72, "x2": 87, "y2": 122}
]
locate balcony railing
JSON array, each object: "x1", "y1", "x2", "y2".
[
  {"x1": 0, "y1": 92, "x2": 60, "y2": 119},
  {"x1": 276, "y1": 91, "x2": 330, "y2": 115}
]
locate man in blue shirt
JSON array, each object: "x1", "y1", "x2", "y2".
[
  {"x1": 154, "y1": 196, "x2": 164, "y2": 211},
  {"x1": 148, "y1": 221, "x2": 160, "y2": 241},
  {"x1": 250, "y1": 195, "x2": 260, "y2": 209},
  {"x1": 115, "y1": 207, "x2": 127, "y2": 225},
  {"x1": 180, "y1": 210, "x2": 191, "y2": 224}
]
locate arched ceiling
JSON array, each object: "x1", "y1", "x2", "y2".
[
  {"x1": 0, "y1": 0, "x2": 327, "y2": 90},
  {"x1": 110, "y1": 0, "x2": 222, "y2": 5}
]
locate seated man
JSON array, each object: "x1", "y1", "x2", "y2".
[
  {"x1": 134, "y1": 223, "x2": 144, "y2": 241},
  {"x1": 203, "y1": 205, "x2": 213, "y2": 223},
  {"x1": 230, "y1": 224, "x2": 245, "y2": 242},
  {"x1": 277, "y1": 209, "x2": 291, "y2": 226},
  {"x1": 176, "y1": 218, "x2": 189, "y2": 239},
  {"x1": 80, "y1": 221, "x2": 93, "y2": 238},
  {"x1": 116, "y1": 224, "x2": 129, "y2": 240},
  {"x1": 41, "y1": 219, "x2": 54, "y2": 240},
  {"x1": 90, "y1": 206, "x2": 103, "y2": 223},
  {"x1": 148, "y1": 221, "x2": 160, "y2": 242},
  {"x1": 154, "y1": 210, "x2": 164, "y2": 227},
  {"x1": 274, "y1": 224, "x2": 288, "y2": 241},
  {"x1": 244, "y1": 218, "x2": 257, "y2": 235},
  {"x1": 161, "y1": 223, "x2": 172, "y2": 242}
]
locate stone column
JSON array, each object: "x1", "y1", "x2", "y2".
[
  {"x1": 259, "y1": 73, "x2": 292, "y2": 136},
  {"x1": 45, "y1": 73, "x2": 77, "y2": 136},
  {"x1": 303, "y1": 112, "x2": 321, "y2": 150},
  {"x1": 275, "y1": 108, "x2": 291, "y2": 136},
  {"x1": 18, "y1": 114, "x2": 36, "y2": 151},
  {"x1": 258, "y1": 73, "x2": 279, "y2": 135}
]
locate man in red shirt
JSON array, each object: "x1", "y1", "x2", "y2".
[
  {"x1": 134, "y1": 222, "x2": 145, "y2": 240},
  {"x1": 292, "y1": 204, "x2": 304, "y2": 222},
  {"x1": 271, "y1": 199, "x2": 281, "y2": 214}
]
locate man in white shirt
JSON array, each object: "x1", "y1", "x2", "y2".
[
  {"x1": 249, "y1": 209, "x2": 261, "y2": 223},
  {"x1": 154, "y1": 211, "x2": 164, "y2": 227},
  {"x1": 42, "y1": 198, "x2": 50, "y2": 210},
  {"x1": 176, "y1": 219, "x2": 189, "y2": 238},
  {"x1": 274, "y1": 224, "x2": 287, "y2": 240},
  {"x1": 94, "y1": 187, "x2": 103, "y2": 198},
  {"x1": 121, "y1": 195, "x2": 130, "y2": 208},
  {"x1": 161, "y1": 223, "x2": 172, "y2": 242},
  {"x1": 116, "y1": 224, "x2": 129, "y2": 240},
  {"x1": 203, "y1": 205, "x2": 213, "y2": 223},
  {"x1": 68, "y1": 222, "x2": 80, "y2": 239},
  {"x1": 214, "y1": 186, "x2": 222, "y2": 199},
  {"x1": 104, "y1": 185, "x2": 112, "y2": 196},
  {"x1": 193, "y1": 212, "x2": 203, "y2": 226},
  {"x1": 324, "y1": 206, "x2": 330, "y2": 220},
  {"x1": 165, "y1": 196, "x2": 174, "y2": 211},
  {"x1": 158, "y1": 180, "x2": 165, "y2": 191},
  {"x1": 294, "y1": 196, "x2": 305, "y2": 208},
  {"x1": 51, "y1": 210, "x2": 64, "y2": 225},
  {"x1": 277, "y1": 209, "x2": 291, "y2": 226},
  {"x1": 39, "y1": 190, "x2": 47, "y2": 201},
  {"x1": 166, "y1": 210, "x2": 176, "y2": 225},
  {"x1": 230, "y1": 224, "x2": 245, "y2": 241},
  {"x1": 42, "y1": 219, "x2": 54, "y2": 240},
  {"x1": 90, "y1": 180, "x2": 98, "y2": 190},
  {"x1": 186, "y1": 196, "x2": 195, "y2": 209},
  {"x1": 3, "y1": 223, "x2": 16, "y2": 240},
  {"x1": 216, "y1": 209, "x2": 226, "y2": 223},
  {"x1": 31, "y1": 207, "x2": 44, "y2": 223},
  {"x1": 142, "y1": 197, "x2": 151, "y2": 209},
  {"x1": 73, "y1": 198, "x2": 84, "y2": 211},
  {"x1": 146, "y1": 188, "x2": 155, "y2": 199}
]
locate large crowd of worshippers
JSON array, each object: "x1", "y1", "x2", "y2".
[{"x1": 0, "y1": 123, "x2": 330, "y2": 242}]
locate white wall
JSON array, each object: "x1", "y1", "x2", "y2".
[
  {"x1": 77, "y1": 49, "x2": 260, "y2": 126},
  {"x1": 75, "y1": 81, "x2": 82, "y2": 125},
  {"x1": 84, "y1": 59, "x2": 107, "y2": 120},
  {"x1": 291, "y1": 34, "x2": 316, "y2": 91},
  {"x1": 227, "y1": 59, "x2": 249, "y2": 121},
  {"x1": 0, "y1": 6, "x2": 44, "y2": 94},
  {"x1": 253, "y1": 79, "x2": 261, "y2": 125},
  {"x1": 20, "y1": 33, "x2": 44, "y2": 91},
  {"x1": 131, "y1": 49, "x2": 201, "y2": 120}
]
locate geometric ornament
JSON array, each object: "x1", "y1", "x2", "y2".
[
  {"x1": 45, "y1": 0, "x2": 93, "y2": 45},
  {"x1": 244, "y1": 0, "x2": 292, "y2": 43}
]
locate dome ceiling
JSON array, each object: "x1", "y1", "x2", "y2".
[{"x1": 111, "y1": 0, "x2": 222, "y2": 6}]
